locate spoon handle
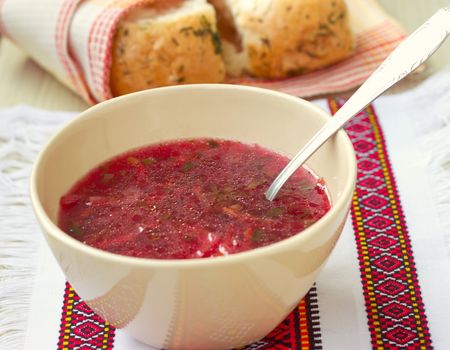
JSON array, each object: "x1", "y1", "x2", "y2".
[{"x1": 266, "y1": 7, "x2": 450, "y2": 201}]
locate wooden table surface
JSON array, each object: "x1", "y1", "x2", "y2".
[{"x1": 0, "y1": 0, "x2": 449, "y2": 112}]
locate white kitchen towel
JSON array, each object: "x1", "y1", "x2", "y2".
[{"x1": 1, "y1": 69, "x2": 450, "y2": 350}]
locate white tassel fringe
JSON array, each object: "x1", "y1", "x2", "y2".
[
  {"x1": 408, "y1": 68, "x2": 450, "y2": 259},
  {"x1": 0, "y1": 107, "x2": 74, "y2": 350}
]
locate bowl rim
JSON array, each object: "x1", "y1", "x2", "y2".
[{"x1": 30, "y1": 84, "x2": 356, "y2": 269}]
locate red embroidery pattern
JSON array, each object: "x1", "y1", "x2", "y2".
[
  {"x1": 58, "y1": 283, "x2": 115, "y2": 350},
  {"x1": 245, "y1": 286, "x2": 322, "y2": 350},
  {"x1": 58, "y1": 283, "x2": 322, "y2": 349},
  {"x1": 329, "y1": 99, "x2": 432, "y2": 349}
]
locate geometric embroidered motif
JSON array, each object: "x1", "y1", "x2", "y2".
[
  {"x1": 329, "y1": 99, "x2": 433, "y2": 349},
  {"x1": 246, "y1": 286, "x2": 323, "y2": 350},
  {"x1": 58, "y1": 283, "x2": 323, "y2": 349},
  {"x1": 385, "y1": 327, "x2": 417, "y2": 345},
  {"x1": 361, "y1": 194, "x2": 389, "y2": 210},
  {"x1": 58, "y1": 283, "x2": 115, "y2": 350},
  {"x1": 370, "y1": 235, "x2": 398, "y2": 250},
  {"x1": 365, "y1": 215, "x2": 395, "y2": 230},
  {"x1": 382, "y1": 302, "x2": 412, "y2": 319},
  {"x1": 377, "y1": 278, "x2": 407, "y2": 296},
  {"x1": 373, "y1": 255, "x2": 402, "y2": 273}
]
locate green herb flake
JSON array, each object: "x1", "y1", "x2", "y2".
[
  {"x1": 288, "y1": 67, "x2": 307, "y2": 76},
  {"x1": 180, "y1": 26, "x2": 194, "y2": 35},
  {"x1": 142, "y1": 157, "x2": 156, "y2": 165},
  {"x1": 101, "y1": 173, "x2": 114, "y2": 183},
  {"x1": 127, "y1": 156, "x2": 140, "y2": 166},
  {"x1": 295, "y1": 210, "x2": 311, "y2": 220},
  {"x1": 207, "y1": 139, "x2": 219, "y2": 149},
  {"x1": 297, "y1": 179, "x2": 316, "y2": 192},
  {"x1": 305, "y1": 50, "x2": 319, "y2": 58},
  {"x1": 252, "y1": 229, "x2": 264, "y2": 243},
  {"x1": 209, "y1": 183, "x2": 219, "y2": 193},
  {"x1": 261, "y1": 37, "x2": 271, "y2": 47},
  {"x1": 266, "y1": 207, "x2": 284, "y2": 217},
  {"x1": 318, "y1": 23, "x2": 334, "y2": 37},
  {"x1": 160, "y1": 213, "x2": 171, "y2": 222},
  {"x1": 246, "y1": 178, "x2": 265, "y2": 190},
  {"x1": 210, "y1": 30, "x2": 222, "y2": 55},
  {"x1": 303, "y1": 219, "x2": 315, "y2": 228},
  {"x1": 182, "y1": 161, "x2": 195, "y2": 172},
  {"x1": 69, "y1": 225, "x2": 83, "y2": 238},
  {"x1": 215, "y1": 192, "x2": 227, "y2": 202},
  {"x1": 199, "y1": 16, "x2": 211, "y2": 33},
  {"x1": 199, "y1": 16, "x2": 222, "y2": 55}
]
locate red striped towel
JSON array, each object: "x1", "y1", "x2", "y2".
[{"x1": 0, "y1": 0, "x2": 406, "y2": 104}]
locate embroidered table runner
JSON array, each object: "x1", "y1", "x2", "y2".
[
  {"x1": 1, "y1": 70, "x2": 450, "y2": 349},
  {"x1": 0, "y1": 0, "x2": 406, "y2": 103}
]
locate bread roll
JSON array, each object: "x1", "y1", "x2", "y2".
[
  {"x1": 110, "y1": 0, "x2": 355, "y2": 96},
  {"x1": 207, "y1": 0, "x2": 354, "y2": 78},
  {"x1": 110, "y1": 0, "x2": 225, "y2": 96}
]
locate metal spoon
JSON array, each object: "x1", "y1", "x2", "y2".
[{"x1": 266, "y1": 6, "x2": 450, "y2": 201}]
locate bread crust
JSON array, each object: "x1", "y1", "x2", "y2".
[
  {"x1": 110, "y1": 0, "x2": 355, "y2": 95},
  {"x1": 221, "y1": 0, "x2": 355, "y2": 78},
  {"x1": 110, "y1": 2, "x2": 225, "y2": 96}
]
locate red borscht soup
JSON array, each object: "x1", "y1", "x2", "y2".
[{"x1": 58, "y1": 139, "x2": 330, "y2": 259}]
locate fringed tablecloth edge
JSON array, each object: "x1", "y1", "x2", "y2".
[
  {"x1": 0, "y1": 106, "x2": 75, "y2": 350},
  {"x1": 408, "y1": 67, "x2": 450, "y2": 259}
]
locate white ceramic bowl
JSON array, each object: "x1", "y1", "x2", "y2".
[{"x1": 30, "y1": 85, "x2": 356, "y2": 350}]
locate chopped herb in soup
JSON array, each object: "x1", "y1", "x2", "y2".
[{"x1": 58, "y1": 139, "x2": 330, "y2": 259}]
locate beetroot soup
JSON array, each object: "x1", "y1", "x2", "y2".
[{"x1": 58, "y1": 139, "x2": 331, "y2": 259}]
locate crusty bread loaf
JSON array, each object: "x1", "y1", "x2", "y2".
[
  {"x1": 208, "y1": 0, "x2": 354, "y2": 78},
  {"x1": 110, "y1": 0, "x2": 225, "y2": 96},
  {"x1": 110, "y1": 0, "x2": 354, "y2": 96}
]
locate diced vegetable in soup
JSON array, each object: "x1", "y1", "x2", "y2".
[{"x1": 58, "y1": 139, "x2": 330, "y2": 259}]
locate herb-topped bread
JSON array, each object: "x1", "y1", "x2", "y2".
[
  {"x1": 208, "y1": 0, "x2": 354, "y2": 78},
  {"x1": 110, "y1": 0, "x2": 225, "y2": 96},
  {"x1": 109, "y1": 0, "x2": 354, "y2": 96}
]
